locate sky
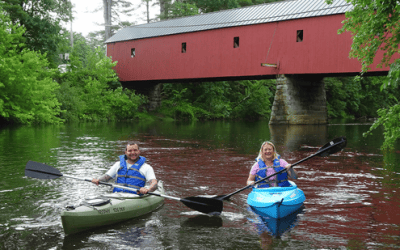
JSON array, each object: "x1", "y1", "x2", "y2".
[{"x1": 65, "y1": 0, "x2": 158, "y2": 36}]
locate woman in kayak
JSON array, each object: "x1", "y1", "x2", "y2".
[
  {"x1": 247, "y1": 141, "x2": 297, "y2": 188},
  {"x1": 92, "y1": 142, "x2": 157, "y2": 195}
]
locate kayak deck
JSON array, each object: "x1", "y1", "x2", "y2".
[
  {"x1": 247, "y1": 181, "x2": 305, "y2": 219},
  {"x1": 61, "y1": 181, "x2": 165, "y2": 235}
]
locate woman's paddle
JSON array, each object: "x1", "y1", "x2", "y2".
[
  {"x1": 216, "y1": 136, "x2": 347, "y2": 201},
  {"x1": 25, "y1": 161, "x2": 223, "y2": 215}
]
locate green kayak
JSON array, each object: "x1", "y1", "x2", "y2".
[{"x1": 61, "y1": 181, "x2": 165, "y2": 235}]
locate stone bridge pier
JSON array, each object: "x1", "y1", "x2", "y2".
[
  {"x1": 269, "y1": 75, "x2": 327, "y2": 125},
  {"x1": 122, "y1": 82, "x2": 162, "y2": 111}
]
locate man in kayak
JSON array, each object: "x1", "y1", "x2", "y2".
[
  {"x1": 91, "y1": 142, "x2": 157, "y2": 195},
  {"x1": 246, "y1": 141, "x2": 297, "y2": 187}
]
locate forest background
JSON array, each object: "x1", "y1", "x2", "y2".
[{"x1": 0, "y1": 0, "x2": 399, "y2": 149}]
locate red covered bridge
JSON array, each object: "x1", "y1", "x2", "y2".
[{"x1": 105, "y1": 0, "x2": 395, "y2": 124}]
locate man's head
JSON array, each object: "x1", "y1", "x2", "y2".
[
  {"x1": 125, "y1": 142, "x2": 140, "y2": 163},
  {"x1": 126, "y1": 142, "x2": 139, "y2": 151}
]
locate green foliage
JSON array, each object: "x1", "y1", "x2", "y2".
[
  {"x1": 325, "y1": 77, "x2": 363, "y2": 119},
  {"x1": 384, "y1": 59, "x2": 400, "y2": 90},
  {"x1": 166, "y1": 1, "x2": 199, "y2": 18},
  {"x1": 0, "y1": 11, "x2": 62, "y2": 124},
  {"x1": 160, "y1": 0, "x2": 284, "y2": 19},
  {"x1": 159, "y1": 80, "x2": 274, "y2": 121},
  {"x1": 231, "y1": 80, "x2": 274, "y2": 119},
  {"x1": 365, "y1": 103, "x2": 400, "y2": 150},
  {"x1": 192, "y1": 82, "x2": 233, "y2": 119},
  {"x1": 335, "y1": 0, "x2": 400, "y2": 73},
  {"x1": 55, "y1": 82, "x2": 85, "y2": 122},
  {"x1": 159, "y1": 88, "x2": 201, "y2": 120},
  {"x1": 325, "y1": 76, "x2": 399, "y2": 119},
  {"x1": 0, "y1": 0, "x2": 73, "y2": 67},
  {"x1": 55, "y1": 44, "x2": 146, "y2": 122},
  {"x1": 190, "y1": 0, "x2": 240, "y2": 13},
  {"x1": 326, "y1": 0, "x2": 400, "y2": 149}
]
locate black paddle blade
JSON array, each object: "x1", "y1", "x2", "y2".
[
  {"x1": 181, "y1": 196, "x2": 223, "y2": 215},
  {"x1": 317, "y1": 137, "x2": 347, "y2": 157},
  {"x1": 25, "y1": 161, "x2": 63, "y2": 179}
]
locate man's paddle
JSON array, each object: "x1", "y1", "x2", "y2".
[
  {"x1": 216, "y1": 136, "x2": 347, "y2": 201},
  {"x1": 25, "y1": 161, "x2": 223, "y2": 215}
]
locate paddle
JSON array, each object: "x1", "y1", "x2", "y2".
[
  {"x1": 25, "y1": 161, "x2": 223, "y2": 215},
  {"x1": 216, "y1": 137, "x2": 347, "y2": 201}
]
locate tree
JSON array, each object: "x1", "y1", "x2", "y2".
[
  {"x1": 0, "y1": 10, "x2": 62, "y2": 124},
  {"x1": 0, "y1": 0, "x2": 73, "y2": 67},
  {"x1": 326, "y1": 0, "x2": 400, "y2": 149},
  {"x1": 55, "y1": 36, "x2": 146, "y2": 122},
  {"x1": 160, "y1": 0, "x2": 199, "y2": 19},
  {"x1": 101, "y1": 0, "x2": 136, "y2": 41}
]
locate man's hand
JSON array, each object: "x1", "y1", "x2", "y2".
[
  {"x1": 139, "y1": 187, "x2": 150, "y2": 194},
  {"x1": 138, "y1": 179, "x2": 158, "y2": 194},
  {"x1": 91, "y1": 178, "x2": 100, "y2": 185}
]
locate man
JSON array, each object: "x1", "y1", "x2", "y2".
[{"x1": 92, "y1": 142, "x2": 157, "y2": 194}]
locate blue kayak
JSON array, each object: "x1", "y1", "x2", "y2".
[
  {"x1": 249, "y1": 205, "x2": 304, "y2": 237},
  {"x1": 247, "y1": 181, "x2": 305, "y2": 219}
]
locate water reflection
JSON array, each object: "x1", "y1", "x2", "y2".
[
  {"x1": 181, "y1": 215, "x2": 223, "y2": 228},
  {"x1": 269, "y1": 124, "x2": 328, "y2": 151}
]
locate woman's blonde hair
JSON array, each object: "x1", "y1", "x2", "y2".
[{"x1": 256, "y1": 141, "x2": 278, "y2": 162}]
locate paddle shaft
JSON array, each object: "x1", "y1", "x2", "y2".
[
  {"x1": 220, "y1": 138, "x2": 345, "y2": 200},
  {"x1": 65, "y1": 175, "x2": 223, "y2": 211},
  {"x1": 60, "y1": 174, "x2": 183, "y2": 201}
]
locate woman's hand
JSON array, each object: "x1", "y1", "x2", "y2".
[
  {"x1": 247, "y1": 174, "x2": 256, "y2": 186},
  {"x1": 247, "y1": 180, "x2": 255, "y2": 186},
  {"x1": 285, "y1": 164, "x2": 298, "y2": 179}
]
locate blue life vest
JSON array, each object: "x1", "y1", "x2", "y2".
[
  {"x1": 113, "y1": 155, "x2": 146, "y2": 194},
  {"x1": 255, "y1": 155, "x2": 290, "y2": 188}
]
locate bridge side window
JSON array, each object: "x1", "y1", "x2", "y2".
[
  {"x1": 182, "y1": 42, "x2": 186, "y2": 53},
  {"x1": 296, "y1": 30, "x2": 303, "y2": 42},
  {"x1": 234, "y1": 37, "x2": 239, "y2": 48},
  {"x1": 131, "y1": 48, "x2": 136, "y2": 58}
]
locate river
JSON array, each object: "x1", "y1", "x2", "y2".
[{"x1": 0, "y1": 120, "x2": 399, "y2": 249}]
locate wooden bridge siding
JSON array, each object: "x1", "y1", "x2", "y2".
[
  {"x1": 107, "y1": 14, "x2": 390, "y2": 83},
  {"x1": 107, "y1": 21, "x2": 279, "y2": 82}
]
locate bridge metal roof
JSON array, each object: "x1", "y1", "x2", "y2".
[{"x1": 105, "y1": 0, "x2": 353, "y2": 44}]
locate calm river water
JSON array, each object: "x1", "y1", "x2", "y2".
[{"x1": 0, "y1": 120, "x2": 399, "y2": 249}]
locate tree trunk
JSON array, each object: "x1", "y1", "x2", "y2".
[
  {"x1": 103, "y1": 0, "x2": 112, "y2": 40},
  {"x1": 159, "y1": 0, "x2": 166, "y2": 19},
  {"x1": 146, "y1": 0, "x2": 150, "y2": 23}
]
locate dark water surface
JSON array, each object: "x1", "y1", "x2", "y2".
[{"x1": 0, "y1": 120, "x2": 399, "y2": 249}]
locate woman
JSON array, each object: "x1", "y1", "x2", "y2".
[{"x1": 247, "y1": 141, "x2": 297, "y2": 188}]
